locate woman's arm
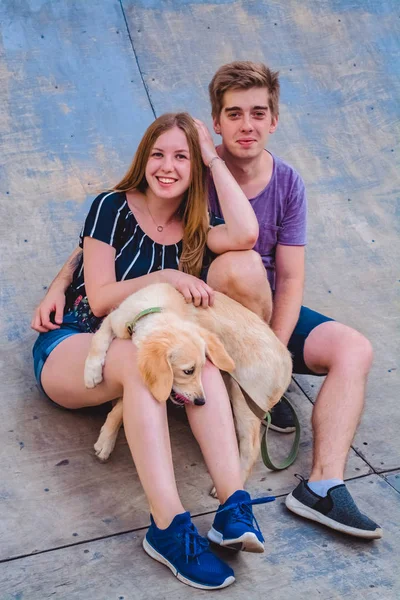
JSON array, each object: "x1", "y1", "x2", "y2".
[
  {"x1": 193, "y1": 119, "x2": 259, "y2": 255},
  {"x1": 206, "y1": 156, "x2": 259, "y2": 253},
  {"x1": 84, "y1": 237, "x2": 215, "y2": 317}
]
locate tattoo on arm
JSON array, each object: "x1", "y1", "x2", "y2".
[{"x1": 69, "y1": 248, "x2": 83, "y2": 272}]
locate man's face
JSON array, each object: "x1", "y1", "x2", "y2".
[{"x1": 213, "y1": 87, "x2": 278, "y2": 159}]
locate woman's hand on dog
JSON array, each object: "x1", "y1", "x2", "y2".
[
  {"x1": 163, "y1": 270, "x2": 215, "y2": 308},
  {"x1": 31, "y1": 285, "x2": 66, "y2": 332}
]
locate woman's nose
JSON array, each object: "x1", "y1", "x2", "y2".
[{"x1": 160, "y1": 156, "x2": 174, "y2": 172}]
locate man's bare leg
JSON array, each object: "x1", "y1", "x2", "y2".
[{"x1": 207, "y1": 250, "x2": 272, "y2": 322}]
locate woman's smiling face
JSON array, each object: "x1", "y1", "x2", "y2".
[{"x1": 145, "y1": 126, "x2": 192, "y2": 201}]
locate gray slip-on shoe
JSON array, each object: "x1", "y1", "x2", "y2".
[{"x1": 286, "y1": 479, "x2": 382, "y2": 539}]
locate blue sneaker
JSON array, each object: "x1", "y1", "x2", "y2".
[
  {"x1": 207, "y1": 490, "x2": 275, "y2": 553},
  {"x1": 143, "y1": 512, "x2": 235, "y2": 590}
]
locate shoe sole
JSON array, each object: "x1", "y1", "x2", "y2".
[
  {"x1": 269, "y1": 424, "x2": 296, "y2": 433},
  {"x1": 142, "y1": 537, "x2": 235, "y2": 589},
  {"x1": 285, "y1": 494, "x2": 383, "y2": 539},
  {"x1": 207, "y1": 527, "x2": 265, "y2": 553}
]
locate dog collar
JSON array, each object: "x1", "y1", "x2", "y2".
[{"x1": 126, "y1": 307, "x2": 163, "y2": 336}]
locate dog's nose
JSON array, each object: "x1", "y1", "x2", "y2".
[{"x1": 194, "y1": 397, "x2": 205, "y2": 406}]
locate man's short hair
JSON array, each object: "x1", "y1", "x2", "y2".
[{"x1": 209, "y1": 61, "x2": 280, "y2": 120}]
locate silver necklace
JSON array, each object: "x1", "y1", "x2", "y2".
[{"x1": 147, "y1": 204, "x2": 176, "y2": 232}]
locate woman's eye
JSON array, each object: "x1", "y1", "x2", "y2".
[
  {"x1": 183, "y1": 368, "x2": 195, "y2": 375},
  {"x1": 176, "y1": 154, "x2": 188, "y2": 160},
  {"x1": 151, "y1": 152, "x2": 163, "y2": 158}
]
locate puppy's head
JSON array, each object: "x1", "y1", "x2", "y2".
[{"x1": 137, "y1": 325, "x2": 235, "y2": 405}]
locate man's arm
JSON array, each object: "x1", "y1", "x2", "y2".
[
  {"x1": 51, "y1": 247, "x2": 82, "y2": 291},
  {"x1": 270, "y1": 244, "x2": 305, "y2": 346},
  {"x1": 31, "y1": 247, "x2": 82, "y2": 332}
]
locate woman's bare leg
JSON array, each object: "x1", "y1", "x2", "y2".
[
  {"x1": 41, "y1": 336, "x2": 245, "y2": 522},
  {"x1": 41, "y1": 335, "x2": 184, "y2": 527},
  {"x1": 185, "y1": 360, "x2": 243, "y2": 504}
]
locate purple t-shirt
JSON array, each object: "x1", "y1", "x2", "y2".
[{"x1": 208, "y1": 152, "x2": 307, "y2": 290}]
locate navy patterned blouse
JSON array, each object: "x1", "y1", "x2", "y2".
[{"x1": 64, "y1": 191, "x2": 220, "y2": 332}]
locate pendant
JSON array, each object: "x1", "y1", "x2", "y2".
[{"x1": 157, "y1": 225, "x2": 164, "y2": 232}]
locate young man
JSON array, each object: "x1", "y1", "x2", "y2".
[{"x1": 32, "y1": 61, "x2": 381, "y2": 539}]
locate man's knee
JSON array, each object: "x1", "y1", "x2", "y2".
[
  {"x1": 347, "y1": 332, "x2": 373, "y2": 372},
  {"x1": 306, "y1": 322, "x2": 373, "y2": 374},
  {"x1": 207, "y1": 250, "x2": 271, "y2": 321},
  {"x1": 208, "y1": 250, "x2": 266, "y2": 291}
]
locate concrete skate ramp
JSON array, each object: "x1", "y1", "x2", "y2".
[{"x1": 1, "y1": 1, "x2": 399, "y2": 598}]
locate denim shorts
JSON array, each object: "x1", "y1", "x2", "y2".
[
  {"x1": 288, "y1": 306, "x2": 334, "y2": 375},
  {"x1": 32, "y1": 312, "x2": 83, "y2": 396}
]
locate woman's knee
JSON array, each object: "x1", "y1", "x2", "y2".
[
  {"x1": 105, "y1": 338, "x2": 140, "y2": 382},
  {"x1": 201, "y1": 358, "x2": 221, "y2": 379}
]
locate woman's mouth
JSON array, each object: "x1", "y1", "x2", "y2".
[{"x1": 156, "y1": 176, "x2": 177, "y2": 187}]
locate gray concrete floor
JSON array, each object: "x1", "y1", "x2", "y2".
[{"x1": 1, "y1": 1, "x2": 399, "y2": 598}]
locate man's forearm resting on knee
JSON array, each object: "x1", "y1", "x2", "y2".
[
  {"x1": 270, "y1": 244, "x2": 304, "y2": 346},
  {"x1": 271, "y1": 277, "x2": 303, "y2": 346}
]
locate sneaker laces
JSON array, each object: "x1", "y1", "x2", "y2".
[
  {"x1": 218, "y1": 496, "x2": 275, "y2": 541},
  {"x1": 175, "y1": 522, "x2": 210, "y2": 564}
]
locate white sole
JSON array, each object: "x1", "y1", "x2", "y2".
[
  {"x1": 207, "y1": 527, "x2": 265, "y2": 553},
  {"x1": 142, "y1": 537, "x2": 235, "y2": 589},
  {"x1": 285, "y1": 494, "x2": 383, "y2": 539}
]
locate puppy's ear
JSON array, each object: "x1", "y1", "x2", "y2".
[
  {"x1": 199, "y1": 328, "x2": 235, "y2": 373},
  {"x1": 137, "y1": 338, "x2": 173, "y2": 402}
]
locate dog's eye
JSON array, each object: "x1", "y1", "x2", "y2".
[{"x1": 183, "y1": 368, "x2": 195, "y2": 375}]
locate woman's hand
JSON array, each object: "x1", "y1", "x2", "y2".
[
  {"x1": 163, "y1": 269, "x2": 215, "y2": 308},
  {"x1": 193, "y1": 118, "x2": 219, "y2": 166},
  {"x1": 31, "y1": 285, "x2": 66, "y2": 332}
]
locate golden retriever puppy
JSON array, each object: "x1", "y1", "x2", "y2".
[
  {"x1": 84, "y1": 287, "x2": 234, "y2": 460},
  {"x1": 85, "y1": 283, "x2": 292, "y2": 483}
]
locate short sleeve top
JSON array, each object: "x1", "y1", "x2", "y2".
[
  {"x1": 208, "y1": 152, "x2": 307, "y2": 291},
  {"x1": 64, "y1": 190, "x2": 222, "y2": 332},
  {"x1": 65, "y1": 191, "x2": 183, "y2": 332}
]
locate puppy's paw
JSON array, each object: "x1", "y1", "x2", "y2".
[
  {"x1": 84, "y1": 359, "x2": 103, "y2": 389},
  {"x1": 209, "y1": 485, "x2": 218, "y2": 499},
  {"x1": 94, "y1": 426, "x2": 118, "y2": 461}
]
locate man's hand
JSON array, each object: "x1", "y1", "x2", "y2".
[
  {"x1": 193, "y1": 118, "x2": 219, "y2": 166},
  {"x1": 31, "y1": 285, "x2": 66, "y2": 332},
  {"x1": 31, "y1": 247, "x2": 82, "y2": 333}
]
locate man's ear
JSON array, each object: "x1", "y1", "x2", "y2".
[
  {"x1": 213, "y1": 117, "x2": 221, "y2": 135},
  {"x1": 137, "y1": 338, "x2": 173, "y2": 403},
  {"x1": 269, "y1": 114, "x2": 279, "y2": 134},
  {"x1": 199, "y1": 328, "x2": 235, "y2": 373}
]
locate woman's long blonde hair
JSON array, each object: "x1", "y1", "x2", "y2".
[{"x1": 114, "y1": 113, "x2": 209, "y2": 278}]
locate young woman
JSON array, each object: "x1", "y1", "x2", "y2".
[{"x1": 32, "y1": 113, "x2": 269, "y2": 590}]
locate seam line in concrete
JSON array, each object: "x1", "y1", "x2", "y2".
[
  {"x1": 1, "y1": 474, "x2": 383, "y2": 566},
  {"x1": 118, "y1": 0, "x2": 157, "y2": 119}
]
